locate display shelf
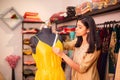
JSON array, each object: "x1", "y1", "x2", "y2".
[
  {"x1": 23, "y1": 68, "x2": 35, "y2": 79},
  {"x1": 55, "y1": 2, "x2": 120, "y2": 24},
  {"x1": 24, "y1": 74, "x2": 35, "y2": 79},
  {"x1": 23, "y1": 21, "x2": 45, "y2": 23},
  {"x1": 22, "y1": 21, "x2": 44, "y2": 80},
  {"x1": 24, "y1": 63, "x2": 36, "y2": 66}
]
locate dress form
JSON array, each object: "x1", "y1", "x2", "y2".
[
  {"x1": 30, "y1": 27, "x2": 61, "y2": 53},
  {"x1": 30, "y1": 27, "x2": 55, "y2": 53},
  {"x1": 29, "y1": 26, "x2": 66, "y2": 80}
]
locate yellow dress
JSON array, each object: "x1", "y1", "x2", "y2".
[{"x1": 32, "y1": 36, "x2": 66, "y2": 80}]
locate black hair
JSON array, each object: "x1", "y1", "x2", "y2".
[{"x1": 75, "y1": 15, "x2": 101, "y2": 53}]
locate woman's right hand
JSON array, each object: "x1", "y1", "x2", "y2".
[{"x1": 52, "y1": 47, "x2": 64, "y2": 58}]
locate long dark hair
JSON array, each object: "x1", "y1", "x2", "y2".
[{"x1": 75, "y1": 15, "x2": 101, "y2": 53}]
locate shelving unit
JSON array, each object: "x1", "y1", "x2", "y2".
[
  {"x1": 22, "y1": 21, "x2": 44, "y2": 80},
  {"x1": 55, "y1": 2, "x2": 120, "y2": 24}
]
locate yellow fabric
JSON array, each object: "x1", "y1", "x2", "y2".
[{"x1": 32, "y1": 39, "x2": 66, "y2": 80}]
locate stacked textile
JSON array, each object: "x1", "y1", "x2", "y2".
[{"x1": 24, "y1": 12, "x2": 42, "y2": 22}]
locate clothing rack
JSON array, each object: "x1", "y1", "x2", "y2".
[{"x1": 96, "y1": 20, "x2": 120, "y2": 26}]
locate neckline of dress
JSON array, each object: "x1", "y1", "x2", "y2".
[
  {"x1": 37, "y1": 38, "x2": 59, "y2": 48},
  {"x1": 79, "y1": 44, "x2": 89, "y2": 50}
]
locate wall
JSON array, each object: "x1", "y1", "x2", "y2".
[
  {"x1": 0, "y1": 20, "x2": 22, "y2": 80},
  {"x1": 0, "y1": 0, "x2": 84, "y2": 21},
  {"x1": 93, "y1": 10, "x2": 120, "y2": 25}
]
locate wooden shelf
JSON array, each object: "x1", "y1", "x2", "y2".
[
  {"x1": 22, "y1": 21, "x2": 45, "y2": 23},
  {"x1": 55, "y1": 2, "x2": 120, "y2": 24},
  {"x1": 24, "y1": 64, "x2": 36, "y2": 66},
  {"x1": 22, "y1": 20, "x2": 44, "y2": 80}
]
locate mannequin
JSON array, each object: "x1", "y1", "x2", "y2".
[
  {"x1": 30, "y1": 23, "x2": 66, "y2": 80},
  {"x1": 30, "y1": 27, "x2": 56, "y2": 53}
]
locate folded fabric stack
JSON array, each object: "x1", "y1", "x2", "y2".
[
  {"x1": 75, "y1": 2, "x2": 92, "y2": 16},
  {"x1": 104, "y1": 0, "x2": 118, "y2": 7},
  {"x1": 23, "y1": 69, "x2": 35, "y2": 78},
  {"x1": 92, "y1": 0, "x2": 105, "y2": 10},
  {"x1": 24, "y1": 61, "x2": 36, "y2": 65},
  {"x1": 58, "y1": 26, "x2": 75, "y2": 34},
  {"x1": 22, "y1": 28, "x2": 39, "y2": 34},
  {"x1": 24, "y1": 12, "x2": 42, "y2": 22},
  {"x1": 23, "y1": 48, "x2": 32, "y2": 55},
  {"x1": 50, "y1": 12, "x2": 66, "y2": 23},
  {"x1": 75, "y1": 0, "x2": 118, "y2": 16},
  {"x1": 66, "y1": 6, "x2": 76, "y2": 17},
  {"x1": 23, "y1": 38, "x2": 30, "y2": 45}
]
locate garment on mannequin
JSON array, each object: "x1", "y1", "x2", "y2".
[
  {"x1": 30, "y1": 25, "x2": 66, "y2": 80},
  {"x1": 30, "y1": 27, "x2": 56, "y2": 53}
]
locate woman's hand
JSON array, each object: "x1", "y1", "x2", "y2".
[{"x1": 52, "y1": 47, "x2": 64, "y2": 58}]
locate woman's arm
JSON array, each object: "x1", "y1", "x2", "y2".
[
  {"x1": 63, "y1": 38, "x2": 77, "y2": 50},
  {"x1": 52, "y1": 47, "x2": 80, "y2": 72},
  {"x1": 52, "y1": 47, "x2": 101, "y2": 73}
]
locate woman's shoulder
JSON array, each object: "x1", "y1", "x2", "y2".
[
  {"x1": 63, "y1": 38, "x2": 77, "y2": 50},
  {"x1": 92, "y1": 49, "x2": 101, "y2": 58}
]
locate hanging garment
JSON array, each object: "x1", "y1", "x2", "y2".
[
  {"x1": 97, "y1": 27, "x2": 112, "y2": 80},
  {"x1": 114, "y1": 25, "x2": 120, "y2": 53},
  {"x1": 109, "y1": 29, "x2": 117, "y2": 73},
  {"x1": 32, "y1": 35, "x2": 66, "y2": 80}
]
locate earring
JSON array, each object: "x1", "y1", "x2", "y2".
[{"x1": 87, "y1": 31, "x2": 89, "y2": 34}]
